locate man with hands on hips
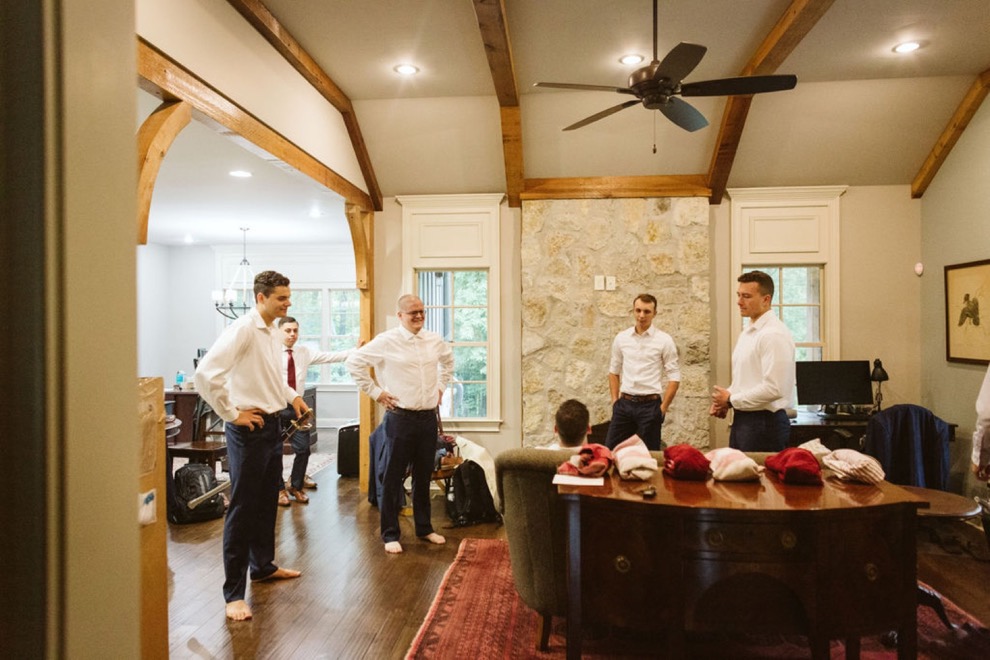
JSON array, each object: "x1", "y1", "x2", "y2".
[
  {"x1": 346, "y1": 294, "x2": 454, "y2": 554},
  {"x1": 194, "y1": 270, "x2": 307, "y2": 621}
]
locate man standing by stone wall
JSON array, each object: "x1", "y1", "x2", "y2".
[{"x1": 604, "y1": 293, "x2": 681, "y2": 451}]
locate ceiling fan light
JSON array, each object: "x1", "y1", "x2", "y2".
[
  {"x1": 893, "y1": 41, "x2": 921, "y2": 54},
  {"x1": 619, "y1": 53, "x2": 644, "y2": 65},
  {"x1": 393, "y1": 63, "x2": 419, "y2": 76}
]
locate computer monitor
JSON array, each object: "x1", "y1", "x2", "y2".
[{"x1": 795, "y1": 360, "x2": 873, "y2": 408}]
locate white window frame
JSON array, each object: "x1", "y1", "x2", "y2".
[
  {"x1": 398, "y1": 193, "x2": 504, "y2": 432},
  {"x1": 727, "y1": 186, "x2": 847, "y2": 360}
]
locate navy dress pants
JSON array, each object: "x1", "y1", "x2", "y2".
[
  {"x1": 605, "y1": 397, "x2": 664, "y2": 451},
  {"x1": 222, "y1": 413, "x2": 282, "y2": 602},
  {"x1": 379, "y1": 408, "x2": 437, "y2": 543},
  {"x1": 729, "y1": 409, "x2": 790, "y2": 452}
]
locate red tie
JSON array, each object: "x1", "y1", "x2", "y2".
[{"x1": 287, "y1": 349, "x2": 296, "y2": 390}]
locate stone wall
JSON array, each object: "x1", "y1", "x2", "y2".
[{"x1": 520, "y1": 197, "x2": 711, "y2": 448}]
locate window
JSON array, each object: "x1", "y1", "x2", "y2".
[
  {"x1": 759, "y1": 266, "x2": 824, "y2": 361},
  {"x1": 417, "y1": 270, "x2": 489, "y2": 418}
]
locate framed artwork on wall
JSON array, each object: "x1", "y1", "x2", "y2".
[{"x1": 944, "y1": 258, "x2": 990, "y2": 364}]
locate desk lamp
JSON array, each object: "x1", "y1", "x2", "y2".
[{"x1": 871, "y1": 359, "x2": 889, "y2": 412}]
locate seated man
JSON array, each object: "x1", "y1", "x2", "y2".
[{"x1": 538, "y1": 399, "x2": 590, "y2": 450}]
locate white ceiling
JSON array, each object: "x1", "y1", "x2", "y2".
[{"x1": 144, "y1": 0, "x2": 990, "y2": 246}]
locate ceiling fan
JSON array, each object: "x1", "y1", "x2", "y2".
[{"x1": 534, "y1": 0, "x2": 797, "y2": 132}]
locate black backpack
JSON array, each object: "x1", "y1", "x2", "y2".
[
  {"x1": 168, "y1": 463, "x2": 226, "y2": 524},
  {"x1": 445, "y1": 460, "x2": 501, "y2": 527}
]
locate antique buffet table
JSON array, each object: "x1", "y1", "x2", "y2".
[{"x1": 558, "y1": 470, "x2": 928, "y2": 659}]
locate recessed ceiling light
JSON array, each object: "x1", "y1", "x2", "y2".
[
  {"x1": 893, "y1": 41, "x2": 921, "y2": 54},
  {"x1": 183, "y1": 233, "x2": 194, "y2": 244},
  {"x1": 229, "y1": 170, "x2": 252, "y2": 178},
  {"x1": 393, "y1": 63, "x2": 420, "y2": 76},
  {"x1": 619, "y1": 54, "x2": 644, "y2": 65}
]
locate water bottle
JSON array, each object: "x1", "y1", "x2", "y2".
[{"x1": 175, "y1": 370, "x2": 186, "y2": 391}]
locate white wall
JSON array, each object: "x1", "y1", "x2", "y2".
[{"x1": 920, "y1": 99, "x2": 990, "y2": 494}]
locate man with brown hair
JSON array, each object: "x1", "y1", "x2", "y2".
[
  {"x1": 604, "y1": 293, "x2": 681, "y2": 451},
  {"x1": 194, "y1": 270, "x2": 307, "y2": 621},
  {"x1": 710, "y1": 270, "x2": 796, "y2": 451}
]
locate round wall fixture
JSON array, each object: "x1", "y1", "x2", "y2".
[{"x1": 914, "y1": 262, "x2": 924, "y2": 276}]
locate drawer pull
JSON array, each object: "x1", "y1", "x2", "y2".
[
  {"x1": 780, "y1": 530, "x2": 797, "y2": 550},
  {"x1": 706, "y1": 530, "x2": 725, "y2": 547},
  {"x1": 864, "y1": 563, "x2": 879, "y2": 582},
  {"x1": 614, "y1": 555, "x2": 631, "y2": 574}
]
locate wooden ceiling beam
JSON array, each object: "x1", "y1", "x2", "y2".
[
  {"x1": 911, "y1": 68, "x2": 990, "y2": 199},
  {"x1": 473, "y1": 0, "x2": 524, "y2": 207},
  {"x1": 226, "y1": 0, "x2": 383, "y2": 211},
  {"x1": 138, "y1": 38, "x2": 373, "y2": 213},
  {"x1": 707, "y1": 0, "x2": 835, "y2": 205},
  {"x1": 136, "y1": 100, "x2": 191, "y2": 245},
  {"x1": 521, "y1": 175, "x2": 710, "y2": 200}
]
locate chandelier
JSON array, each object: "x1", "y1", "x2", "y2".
[{"x1": 211, "y1": 227, "x2": 254, "y2": 320}]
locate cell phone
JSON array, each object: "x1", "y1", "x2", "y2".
[{"x1": 640, "y1": 486, "x2": 657, "y2": 498}]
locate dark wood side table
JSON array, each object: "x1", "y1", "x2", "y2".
[{"x1": 559, "y1": 473, "x2": 927, "y2": 660}]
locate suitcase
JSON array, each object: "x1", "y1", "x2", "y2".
[{"x1": 337, "y1": 422, "x2": 360, "y2": 477}]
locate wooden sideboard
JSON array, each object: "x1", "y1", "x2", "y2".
[{"x1": 559, "y1": 472, "x2": 927, "y2": 659}]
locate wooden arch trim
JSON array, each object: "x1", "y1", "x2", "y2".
[{"x1": 136, "y1": 100, "x2": 191, "y2": 244}]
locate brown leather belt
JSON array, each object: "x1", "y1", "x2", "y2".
[{"x1": 620, "y1": 393, "x2": 662, "y2": 403}]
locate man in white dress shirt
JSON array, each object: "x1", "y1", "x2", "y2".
[
  {"x1": 346, "y1": 294, "x2": 454, "y2": 554},
  {"x1": 194, "y1": 270, "x2": 307, "y2": 621},
  {"x1": 710, "y1": 270, "x2": 796, "y2": 452},
  {"x1": 276, "y1": 316, "x2": 354, "y2": 506},
  {"x1": 604, "y1": 293, "x2": 681, "y2": 451}
]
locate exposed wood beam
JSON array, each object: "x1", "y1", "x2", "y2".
[
  {"x1": 912, "y1": 68, "x2": 990, "y2": 199},
  {"x1": 138, "y1": 38, "x2": 373, "y2": 213},
  {"x1": 707, "y1": 0, "x2": 835, "y2": 205},
  {"x1": 225, "y1": 0, "x2": 383, "y2": 211},
  {"x1": 346, "y1": 202, "x2": 375, "y2": 493},
  {"x1": 474, "y1": 0, "x2": 525, "y2": 208},
  {"x1": 521, "y1": 175, "x2": 710, "y2": 200},
  {"x1": 136, "y1": 100, "x2": 190, "y2": 245}
]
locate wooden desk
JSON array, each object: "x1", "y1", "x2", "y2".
[
  {"x1": 789, "y1": 411, "x2": 870, "y2": 449},
  {"x1": 559, "y1": 472, "x2": 927, "y2": 660}
]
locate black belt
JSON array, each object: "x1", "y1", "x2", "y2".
[
  {"x1": 620, "y1": 393, "x2": 662, "y2": 403},
  {"x1": 390, "y1": 407, "x2": 435, "y2": 417}
]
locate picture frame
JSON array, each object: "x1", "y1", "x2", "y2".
[{"x1": 944, "y1": 258, "x2": 990, "y2": 364}]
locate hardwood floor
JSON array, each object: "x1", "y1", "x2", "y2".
[
  {"x1": 167, "y1": 439, "x2": 505, "y2": 660},
  {"x1": 167, "y1": 439, "x2": 990, "y2": 659}
]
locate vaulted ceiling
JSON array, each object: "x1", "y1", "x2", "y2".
[{"x1": 144, "y1": 0, "x2": 990, "y2": 245}]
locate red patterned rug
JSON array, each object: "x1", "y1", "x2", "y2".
[{"x1": 407, "y1": 538, "x2": 990, "y2": 659}]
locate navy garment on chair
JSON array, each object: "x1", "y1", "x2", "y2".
[
  {"x1": 863, "y1": 403, "x2": 951, "y2": 490},
  {"x1": 367, "y1": 421, "x2": 390, "y2": 507}
]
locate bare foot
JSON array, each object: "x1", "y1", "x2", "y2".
[
  {"x1": 421, "y1": 532, "x2": 446, "y2": 545},
  {"x1": 384, "y1": 541, "x2": 403, "y2": 554},
  {"x1": 225, "y1": 600, "x2": 253, "y2": 621},
  {"x1": 252, "y1": 567, "x2": 301, "y2": 582}
]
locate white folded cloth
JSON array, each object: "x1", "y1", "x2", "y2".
[
  {"x1": 613, "y1": 435, "x2": 658, "y2": 480},
  {"x1": 822, "y1": 448, "x2": 886, "y2": 484},
  {"x1": 705, "y1": 447, "x2": 762, "y2": 482},
  {"x1": 798, "y1": 438, "x2": 831, "y2": 460}
]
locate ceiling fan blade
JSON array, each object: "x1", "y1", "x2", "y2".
[
  {"x1": 681, "y1": 74, "x2": 797, "y2": 97},
  {"x1": 563, "y1": 99, "x2": 640, "y2": 131},
  {"x1": 654, "y1": 42, "x2": 707, "y2": 84},
  {"x1": 658, "y1": 97, "x2": 709, "y2": 132},
  {"x1": 535, "y1": 82, "x2": 636, "y2": 95}
]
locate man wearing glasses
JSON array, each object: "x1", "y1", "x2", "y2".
[{"x1": 347, "y1": 294, "x2": 454, "y2": 554}]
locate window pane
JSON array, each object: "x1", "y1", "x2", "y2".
[
  {"x1": 454, "y1": 382, "x2": 487, "y2": 418},
  {"x1": 796, "y1": 346, "x2": 823, "y2": 361},
  {"x1": 329, "y1": 289, "x2": 360, "y2": 384},
  {"x1": 779, "y1": 267, "x2": 820, "y2": 304},
  {"x1": 781, "y1": 306, "x2": 820, "y2": 343},
  {"x1": 453, "y1": 345, "x2": 487, "y2": 382},
  {"x1": 453, "y1": 270, "x2": 487, "y2": 305},
  {"x1": 290, "y1": 289, "x2": 322, "y2": 335},
  {"x1": 453, "y1": 307, "x2": 488, "y2": 342}
]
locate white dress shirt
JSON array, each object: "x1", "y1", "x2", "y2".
[
  {"x1": 283, "y1": 345, "x2": 351, "y2": 396},
  {"x1": 346, "y1": 325, "x2": 453, "y2": 411},
  {"x1": 972, "y1": 363, "x2": 990, "y2": 468},
  {"x1": 728, "y1": 310, "x2": 796, "y2": 412},
  {"x1": 193, "y1": 308, "x2": 299, "y2": 422},
  {"x1": 609, "y1": 325, "x2": 681, "y2": 394}
]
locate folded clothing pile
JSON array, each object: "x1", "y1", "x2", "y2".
[
  {"x1": 822, "y1": 448, "x2": 885, "y2": 484},
  {"x1": 613, "y1": 435, "x2": 659, "y2": 480},
  {"x1": 705, "y1": 447, "x2": 762, "y2": 482},
  {"x1": 662, "y1": 444, "x2": 710, "y2": 481},
  {"x1": 557, "y1": 443, "x2": 614, "y2": 478},
  {"x1": 764, "y1": 447, "x2": 823, "y2": 485}
]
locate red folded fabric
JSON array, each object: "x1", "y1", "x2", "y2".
[
  {"x1": 662, "y1": 444, "x2": 711, "y2": 481},
  {"x1": 764, "y1": 447, "x2": 823, "y2": 485},
  {"x1": 557, "y1": 443, "x2": 614, "y2": 477}
]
